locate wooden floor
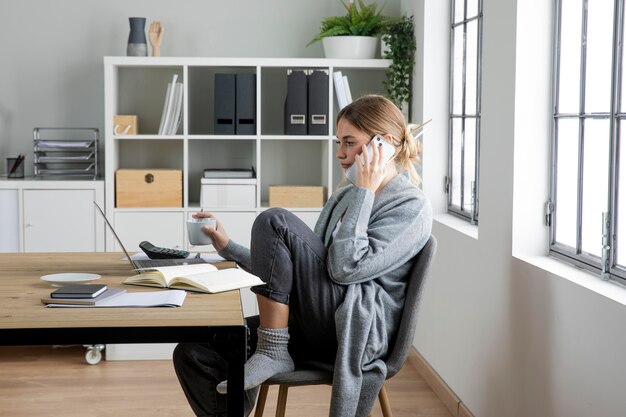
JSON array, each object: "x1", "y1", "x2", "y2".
[{"x1": 0, "y1": 345, "x2": 453, "y2": 417}]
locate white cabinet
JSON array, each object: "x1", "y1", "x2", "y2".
[
  {"x1": 0, "y1": 190, "x2": 19, "y2": 252},
  {"x1": 0, "y1": 180, "x2": 105, "y2": 253},
  {"x1": 23, "y1": 189, "x2": 99, "y2": 252},
  {"x1": 113, "y1": 211, "x2": 185, "y2": 252}
]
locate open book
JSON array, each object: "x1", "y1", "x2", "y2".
[{"x1": 124, "y1": 264, "x2": 264, "y2": 293}]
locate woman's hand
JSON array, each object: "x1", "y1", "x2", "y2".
[
  {"x1": 192, "y1": 212, "x2": 230, "y2": 252},
  {"x1": 355, "y1": 142, "x2": 387, "y2": 193}
]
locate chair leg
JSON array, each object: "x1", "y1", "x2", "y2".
[
  {"x1": 254, "y1": 385, "x2": 270, "y2": 417},
  {"x1": 260, "y1": 383, "x2": 389, "y2": 417},
  {"x1": 275, "y1": 385, "x2": 289, "y2": 417},
  {"x1": 378, "y1": 384, "x2": 393, "y2": 417}
]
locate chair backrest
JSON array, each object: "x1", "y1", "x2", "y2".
[{"x1": 384, "y1": 234, "x2": 437, "y2": 379}]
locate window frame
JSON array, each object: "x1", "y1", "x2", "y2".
[
  {"x1": 550, "y1": 0, "x2": 626, "y2": 283},
  {"x1": 448, "y1": 0, "x2": 483, "y2": 224}
]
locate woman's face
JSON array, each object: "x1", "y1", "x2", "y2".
[{"x1": 335, "y1": 117, "x2": 371, "y2": 171}]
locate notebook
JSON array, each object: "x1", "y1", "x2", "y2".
[
  {"x1": 94, "y1": 202, "x2": 206, "y2": 270},
  {"x1": 50, "y1": 284, "x2": 108, "y2": 299}
]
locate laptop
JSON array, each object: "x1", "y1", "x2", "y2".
[{"x1": 94, "y1": 202, "x2": 206, "y2": 269}]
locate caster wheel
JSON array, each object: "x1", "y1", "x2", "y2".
[
  {"x1": 85, "y1": 348, "x2": 101, "y2": 365},
  {"x1": 84, "y1": 344, "x2": 105, "y2": 365}
]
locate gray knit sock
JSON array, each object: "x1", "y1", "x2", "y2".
[{"x1": 216, "y1": 326, "x2": 294, "y2": 394}]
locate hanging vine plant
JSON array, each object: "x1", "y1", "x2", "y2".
[{"x1": 382, "y1": 15, "x2": 416, "y2": 115}]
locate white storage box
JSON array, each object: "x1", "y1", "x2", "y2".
[{"x1": 200, "y1": 178, "x2": 256, "y2": 209}]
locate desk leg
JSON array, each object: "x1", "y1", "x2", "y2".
[{"x1": 210, "y1": 326, "x2": 247, "y2": 417}]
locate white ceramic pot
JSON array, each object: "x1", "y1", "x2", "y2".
[{"x1": 322, "y1": 36, "x2": 378, "y2": 59}]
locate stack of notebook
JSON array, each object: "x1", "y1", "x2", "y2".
[
  {"x1": 41, "y1": 284, "x2": 187, "y2": 308},
  {"x1": 41, "y1": 284, "x2": 126, "y2": 306}
]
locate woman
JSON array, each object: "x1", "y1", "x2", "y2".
[{"x1": 174, "y1": 95, "x2": 432, "y2": 417}]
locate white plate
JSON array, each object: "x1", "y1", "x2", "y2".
[{"x1": 40, "y1": 273, "x2": 102, "y2": 286}]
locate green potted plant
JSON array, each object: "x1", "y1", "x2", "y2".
[
  {"x1": 382, "y1": 15, "x2": 416, "y2": 116},
  {"x1": 308, "y1": 0, "x2": 389, "y2": 59}
]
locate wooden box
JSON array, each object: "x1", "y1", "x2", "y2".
[
  {"x1": 116, "y1": 169, "x2": 182, "y2": 208},
  {"x1": 113, "y1": 115, "x2": 138, "y2": 135},
  {"x1": 269, "y1": 185, "x2": 325, "y2": 208}
]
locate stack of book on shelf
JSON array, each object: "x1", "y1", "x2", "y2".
[
  {"x1": 203, "y1": 166, "x2": 256, "y2": 179},
  {"x1": 158, "y1": 74, "x2": 184, "y2": 135},
  {"x1": 332, "y1": 71, "x2": 353, "y2": 110}
]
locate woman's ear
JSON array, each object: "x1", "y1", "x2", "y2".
[{"x1": 382, "y1": 133, "x2": 394, "y2": 145}]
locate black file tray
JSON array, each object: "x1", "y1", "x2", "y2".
[{"x1": 33, "y1": 128, "x2": 99, "y2": 180}]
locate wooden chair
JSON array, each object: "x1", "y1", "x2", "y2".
[{"x1": 253, "y1": 235, "x2": 438, "y2": 417}]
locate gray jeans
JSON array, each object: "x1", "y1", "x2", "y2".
[
  {"x1": 173, "y1": 208, "x2": 346, "y2": 416},
  {"x1": 250, "y1": 208, "x2": 346, "y2": 364}
]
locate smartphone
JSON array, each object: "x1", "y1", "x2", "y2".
[{"x1": 345, "y1": 135, "x2": 396, "y2": 184}]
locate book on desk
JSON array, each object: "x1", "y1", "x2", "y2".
[
  {"x1": 125, "y1": 263, "x2": 263, "y2": 293},
  {"x1": 43, "y1": 289, "x2": 187, "y2": 308},
  {"x1": 43, "y1": 287, "x2": 125, "y2": 305},
  {"x1": 50, "y1": 284, "x2": 108, "y2": 299}
]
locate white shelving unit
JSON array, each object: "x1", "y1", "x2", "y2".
[
  {"x1": 103, "y1": 56, "x2": 389, "y2": 360},
  {"x1": 103, "y1": 57, "x2": 390, "y2": 254}
]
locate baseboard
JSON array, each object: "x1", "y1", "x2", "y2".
[
  {"x1": 407, "y1": 348, "x2": 475, "y2": 417},
  {"x1": 458, "y1": 402, "x2": 474, "y2": 417}
]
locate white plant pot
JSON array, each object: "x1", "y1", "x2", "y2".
[{"x1": 322, "y1": 36, "x2": 378, "y2": 59}]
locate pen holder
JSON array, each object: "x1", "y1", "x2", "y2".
[{"x1": 7, "y1": 157, "x2": 24, "y2": 179}]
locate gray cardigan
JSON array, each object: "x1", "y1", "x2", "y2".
[{"x1": 221, "y1": 172, "x2": 432, "y2": 416}]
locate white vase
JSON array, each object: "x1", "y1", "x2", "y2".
[{"x1": 322, "y1": 36, "x2": 378, "y2": 59}]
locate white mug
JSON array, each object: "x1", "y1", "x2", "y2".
[{"x1": 187, "y1": 217, "x2": 217, "y2": 246}]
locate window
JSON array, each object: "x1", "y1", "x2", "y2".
[
  {"x1": 551, "y1": 0, "x2": 626, "y2": 282},
  {"x1": 448, "y1": 0, "x2": 483, "y2": 224}
]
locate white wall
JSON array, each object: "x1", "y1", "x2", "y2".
[
  {"x1": 411, "y1": 0, "x2": 626, "y2": 416},
  {"x1": 0, "y1": 0, "x2": 401, "y2": 176}
]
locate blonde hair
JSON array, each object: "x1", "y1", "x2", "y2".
[{"x1": 337, "y1": 95, "x2": 423, "y2": 186}]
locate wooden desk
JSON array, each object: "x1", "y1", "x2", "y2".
[{"x1": 0, "y1": 252, "x2": 246, "y2": 416}]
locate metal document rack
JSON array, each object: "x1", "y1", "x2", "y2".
[{"x1": 33, "y1": 128, "x2": 99, "y2": 179}]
